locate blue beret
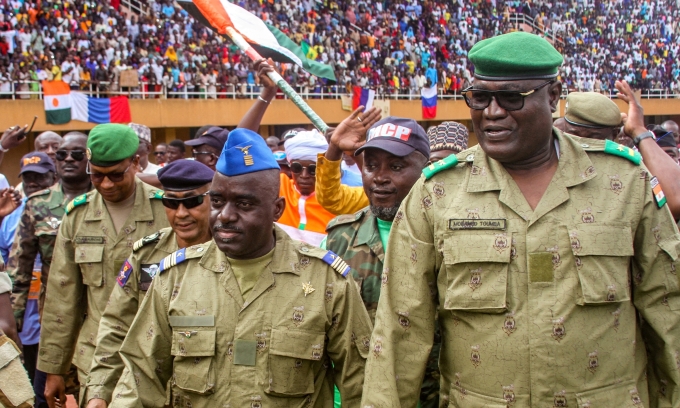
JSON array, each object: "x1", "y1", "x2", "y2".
[
  {"x1": 216, "y1": 129, "x2": 279, "y2": 176},
  {"x1": 157, "y1": 159, "x2": 215, "y2": 191}
]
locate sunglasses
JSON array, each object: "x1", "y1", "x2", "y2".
[
  {"x1": 55, "y1": 150, "x2": 86, "y2": 161},
  {"x1": 462, "y1": 81, "x2": 553, "y2": 111},
  {"x1": 87, "y1": 162, "x2": 133, "y2": 183},
  {"x1": 192, "y1": 150, "x2": 216, "y2": 158},
  {"x1": 290, "y1": 162, "x2": 316, "y2": 176},
  {"x1": 161, "y1": 193, "x2": 208, "y2": 210},
  {"x1": 153, "y1": 151, "x2": 166, "y2": 156}
]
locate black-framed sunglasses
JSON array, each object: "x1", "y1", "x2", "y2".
[
  {"x1": 161, "y1": 192, "x2": 209, "y2": 210},
  {"x1": 55, "y1": 150, "x2": 86, "y2": 161},
  {"x1": 153, "y1": 151, "x2": 166, "y2": 156},
  {"x1": 87, "y1": 162, "x2": 133, "y2": 183},
  {"x1": 192, "y1": 150, "x2": 216, "y2": 158},
  {"x1": 462, "y1": 81, "x2": 554, "y2": 111},
  {"x1": 290, "y1": 162, "x2": 317, "y2": 176}
]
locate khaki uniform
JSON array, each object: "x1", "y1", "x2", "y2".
[
  {"x1": 84, "y1": 227, "x2": 179, "y2": 404},
  {"x1": 36, "y1": 180, "x2": 169, "y2": 396},
  {"x1": 361, "y1": 131, "x2": 680, "y2": 408},
  {"x1": 110, "y1": 227, "x2": 372, "y2": 408}
]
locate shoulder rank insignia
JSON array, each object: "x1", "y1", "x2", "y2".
[
  {"x1": 423, "y1": 155, "x2": 459, "y2": 180},
  {"x1": 150, "y1": 190, "x2": 165, "y2": 200},
  {"x1": 117, "y1": 259, "x2": 134, "y2": 287},
  {"x1": 133, "y1": 231, "x2": 162, "y2": 252},
  {"x1": 602, "y1": 140, "x2": 641, "y2": 165},
  {"x1": 158, "y1": 248, "x2": 187, "y2": 274},
  {"x1": 321, "y1": 250, "x2": 351, "y2": 277},
  {"x1": 65, "y1": 193, "x2": 88, "y2": 214}
]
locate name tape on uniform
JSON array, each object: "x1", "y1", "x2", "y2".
[
  {"x1": 75, "y1": 236, "x2": 105, "y2": 244},
  {"x1": 449, "y1": 219, "x2": 507, "y2": 230}
]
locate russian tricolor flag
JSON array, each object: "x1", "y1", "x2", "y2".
[
  {"x1": 72, "y1": 92, "x2": 131, "y2": 124},
  {"x1": 352, "y1": 86, "x2": 375, "y2": 111},
  {"x1": 421, "y1": 85, "x2": 437, "y2": 119}
]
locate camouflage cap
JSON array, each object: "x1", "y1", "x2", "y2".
[{"x1": 565, "y1": 92, "x2": 622, "y2": 128}]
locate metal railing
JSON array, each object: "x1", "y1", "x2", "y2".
[
  {"x1": 507, "y1": 13, "x2": 563, "y2": 45},
  {"x1": 120, "y1": 0, "x2": 149, "y2": 16}
]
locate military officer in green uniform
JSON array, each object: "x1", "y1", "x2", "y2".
[
  {"x1": 110, "y1": 128, "x2": 372, "y2": 408},
  {"x1": 84, "y1": 159, "x2": 214, "y2": 408},
  {"x1": 362, "y1": 31, "x2": 680, "y2": 407},
  {"x1": 37, "y1": 124, "x2": 170, "y2": 408}
]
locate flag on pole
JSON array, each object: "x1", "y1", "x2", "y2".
[
  {"x1": 71, "y1": 93, "x2": 131, "y2": 124},
  {"x1": 178, "y1": 0, "x2": 336, "y2": 80},
  {"x1": 43, "y1": 81, "x2": 72, "y2": 125},
  {"x1": 421, "y1": 85, "x2": 437, "y2": 119},
  {"x1": 352, "y1": 86, "x2": 375, "y2": 110}
]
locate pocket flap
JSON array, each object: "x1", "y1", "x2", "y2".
[
  {"x1": 269, "y1": 328, "x2": 325, "y2": 360},
  {"x1": 171, "y1": 329, "x2": 216, "y2": 357},
  {"x1": 0, "y1": 341, "x2": 20, "y2": 369},
  {"x1": 443, "y1": 232, "x2": 512, "y2": 264},
  {"x1": 576, "y1": 380, "x2": 642, "y2": 407},
  {"x1": 659, "y1": 235, "x2": 680, "y2": 261},
  {"x1": 569, "y1": 225, "x2": 633, "y2": 256},
  {"x1": 75, "y1": 245, "x2": 104, "y2": 264}
]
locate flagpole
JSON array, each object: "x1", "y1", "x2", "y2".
[{"x1": 225, "y1": 27, "x2": 328, "y2": 134}]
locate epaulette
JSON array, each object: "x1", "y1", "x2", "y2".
[
  {"x1": 26, "y1": 188, "x2": 50, "y2": 200},
  {"x1": 65, "y1": 193, "x2": 88, "y2": 214},
  {"x1": 325, "y1": 209, "x2": 365, "y2": 231},
  {"x1": 570, "y1": 135, "x2": 641, "y2": 166},
  {"x1": 321, "y1": 250, "x2": 351, "y2": 278},
  {"x1": 132, "y1": 231, "x2": 163, "y2": 252},
  {"x1": 423, "y1": 154, "x2": 459, "y2": 180},
  {"x1": 157, "y1": 245, "x2": 206, "y2": 274},
  {"x1": 149, "y1": 190, "x2": 165, "y2": 200}
]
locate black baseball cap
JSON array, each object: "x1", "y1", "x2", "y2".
[
  {"x1": 185, "y1": 127, "x2": 230, "y2": 151},
  {"x1": 355, "y1": 117, "x2": 430, "y2": 158},
  {"x1": 20, "y1": 152, "x2": 56, "y2": 176}
]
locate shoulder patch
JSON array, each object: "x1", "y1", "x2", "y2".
[
  {"x1": 321, "y1": 250, "x2": 351, "y2": 277},
  {"x1": 65, "y1": 193, "x2": 88, "y2": 214},
  {"x1": 149, "y1": 190, "x2": 165, "y2": 200},
  {"x1": 133, "y1": 231, "x2": 162, "y2": 252},
  {"x1": 601, "y1": 139, "x2": 641, "y2": 165},
  {"x1": 116, "y1": 259, "x2": 134, "y2": 287},
  {"x1": 326, "y1": 210, "x2": 364, "y2": 231},
  {"x1": 423, "y1": 154, "x2": 459, "y2": 180}
]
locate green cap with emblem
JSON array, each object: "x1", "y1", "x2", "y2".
[
  {"x1": 468, "y1": 32, "x2": 564, "y2": 80},
  {"x1": 87, "y1": 124, "x2": 140, "y2": 167},
  {"x1": 565, "y1": 92, "x2": 622, "y2": 128}
]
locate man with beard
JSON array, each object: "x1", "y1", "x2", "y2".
[
  {"x1": 362, "y1": 31, "x2": 680, "y2": 407},
  {"x1": 109, "y1": 129, "x2": 371, "y2": 407},
  {"x1": 84, "y1": 160, "x2": 214, "y2": 408},
  {"x1": 37, "y1": 124, "x2": 169, "y2": 408}
]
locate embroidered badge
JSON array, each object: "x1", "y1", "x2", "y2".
[
  {"x1": 651, "y1": 176, "x2": 667, "y2": 208},
  {"x1": 609, "y1": 175, "x2": 624, "y2": 194},
  {"x1": 552, "y1": 317, "x2": 566, "y2": 342},
  {"x1": 470, "y1": 345, "x2": 481, "y2": 368},
  {"x1": 116, "y1": 260, "x2": 133, "y2": 287},
  {"x1": 239, "y1": 145, "x2": 254, "y2": 166}
]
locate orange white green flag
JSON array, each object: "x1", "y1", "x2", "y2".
[{"x1": 42, "y1": 80, "x2": 72, "y2": 125}]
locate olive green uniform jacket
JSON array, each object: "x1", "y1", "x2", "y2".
[
  {"x1": 37, "y1": 180, "x2": 169, "y2": 379},
  {"x1": 361, "y1": 132, "x2": 680, "y2": 408},
  {"x1": 84, "y1": 227, "x2": 179, "y2": 404},
  {"x1": 110, "y1": 227, "x2": 372, "y2": 408}
]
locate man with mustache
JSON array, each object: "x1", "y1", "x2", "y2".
[
  {"x1": 37, "y1": 124, "x2": 169, "y2": 408},
  {"x1": 362, "y1": 31, "x2": 680, "y2": 407},
  {"x1": 84, "y1": 159, "x2": 214, "y2": 408},
  {"x1": 110, "y1": 128, "x2": 371, "y2": 407}
]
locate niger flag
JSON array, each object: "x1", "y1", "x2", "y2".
[{"x1": 43, "y1": 81, "x2": 72, "y2": 125}]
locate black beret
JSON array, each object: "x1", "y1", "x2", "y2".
[{"x1": 157, "y1": 159, "x2": 215, "y2": 191}]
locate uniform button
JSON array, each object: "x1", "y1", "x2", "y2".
[
  {"x1": 301, "y1": 247, "x2": 309, "y2": 253},
  {"x1": 196, "y1": 247, "x2": 203, "y2": 252},
  {"x1": 466, "y1": 154, "x2": 474, "y2": 161},
  {"x1": 581, "y1": 143, "x2": 590, "y2": 148}
]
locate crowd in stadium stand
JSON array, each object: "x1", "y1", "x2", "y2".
[{"x1": 0, "y1": 0, "x2": 679, "y2": 99}]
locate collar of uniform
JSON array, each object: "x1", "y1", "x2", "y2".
[
  {"x1": 353, "y1": 209, "x2": 384, "y2": 253},
  {"x1": 466, "y1": 130, "x2": 596, "y2": 193},
  {"x1": 47, "y1": 182, "x2": 66, "y2": 210},
  {"x1": 84, "y1": 179, "x2": 155, "y2": 222}
]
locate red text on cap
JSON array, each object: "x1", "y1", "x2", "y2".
[{"x1": 368, "y1": 124, "x2": 412, "y2": 141}]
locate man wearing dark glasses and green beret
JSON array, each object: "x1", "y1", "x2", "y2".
[
  {"x1": 37, "y1": 124, "x2": 170, "y2": 408},
  {"x1": 84, "y1": 159, "x2": 214, "y2": 408},
  {"x1": 363, "y1": 31, "x2": 680, "y2": 408}
]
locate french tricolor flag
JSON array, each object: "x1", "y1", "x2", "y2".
[
  {"x1": 421, "y1": 85, "x2": 437, "y2": 119},
  {"x1": 71, "y1": 92, "x2": 131, "y2": 124},
  {"x1": 352, "y1": 86, "x2": 375, "y2": 111}
]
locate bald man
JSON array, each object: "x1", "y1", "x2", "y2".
[
  {"x1": 662, "y1": 120, "x2": 680, "y2": 144},
  {"x1": 266, "y1": 136, "x2": 280, "y2": 152},
  {"x1": 34, "y1": 131, "x2": 63, "y2": 164}
]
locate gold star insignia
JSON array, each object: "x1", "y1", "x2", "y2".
[
  {"x1": 302, "y1": 282, "x2": 315, "y2": 297},
  {"x1": 617, "y1": 145, "x2": 625, "y2": 152}
]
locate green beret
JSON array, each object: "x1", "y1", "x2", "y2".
[
  {"x1": 87, "y1": 124, "x2": 140, "y2": 167},
  {"x1": 468, "y1": 32, "x2": 564, "y2": 80},
  {"x1": 565, "y1": 92, "x2": 622, "y2": 128}
]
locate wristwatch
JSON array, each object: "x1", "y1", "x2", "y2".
[{"x1": 633, "y1": 130, "x2": 654, "y2": 147}]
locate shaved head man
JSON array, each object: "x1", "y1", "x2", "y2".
[
  {"x1": 34, "y1": 131, "x2": 63, "y2": 163},
  {"x1": 662, "y1": 120, "x2": 680, "y2": 144}
]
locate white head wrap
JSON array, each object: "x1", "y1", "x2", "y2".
[{"x1": 284, "y1": 130, "x2": 328, "y2": 162}]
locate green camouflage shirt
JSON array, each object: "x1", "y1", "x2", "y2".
[
  {"x1": 37, "y1": 179, "x2": 169, "y2": 377},
  {"x1": 362, "y1": 132, "x2": 680, "y2": 408},
  {"x1": 7, "y1": 182, "x2": 87, "y2": 329}
]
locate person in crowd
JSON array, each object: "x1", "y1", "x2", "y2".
[
  {"x1": 153, "y1": 143, "x2": 167, "y2": 166},
  {"x1": 185, "y1": 127, "x2": 229, "y2": 171},
  {"x1": 37, "y1": 124, "x2": 169, "y2": 407},
  {"x1": 362, "y1": 31, "x2": 680, "y2": 407},
  {"x1": 652, "y1": 126, "x2": 679, "y2": 164},
  {"x1": 84, "y1": 160, "x2": 214, "y2": 408},
  {"x1": 7, "y1": 133, "x2": 91, "y2": 407},
  {"x1": 427, "y1": 121, "x2": 470, "y2": 162},
  {"x1": 661, "y1": 120, "x2": 679, "y2": 144},
  {"x1": 273, "y1": 150, "x2": 291, "y2": 179},
  {"x1": 266, "y1": 136, "x2": 280, "y2": 152},
  {"x1": 553, "y1": 92, "x2": 622, "y2": 140},
  {"x1": 33, "y1": 132, "x2": 62, "y2": 165},
  {"x1": 109, "y1": 128, "x2": 371, "y2": 407},
  {"x1": 129, "y1": 123, "x2": 160, "y2": 174},
  {"x1": 166, "y1": 139, "x2": 186, "y2": 163}
]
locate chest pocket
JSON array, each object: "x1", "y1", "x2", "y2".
[
  {"x1": 170, "y1": 327, "x2": 216, "y2": 395},
  {"x1": 442, "y1": 232, "x2": 511, "y2": 313},
  {"x1": 75, "y1": 245, "x2": 104, "y2": 287},
  {"x1": 569, "y1": 224, "x2": 633, "y2": 304},
  {"x1": 266, "y1": 328, "x2": 325, "y2": 397}
]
